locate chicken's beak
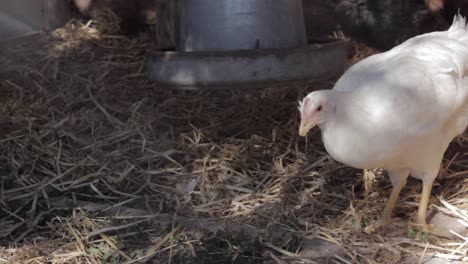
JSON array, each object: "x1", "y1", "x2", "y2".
[{"x1": 298, "y1": 119, "x2": 316, "y2": 137}]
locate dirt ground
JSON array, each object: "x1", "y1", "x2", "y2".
[{"x1": 0, "y1": 17, "x2": 467, "y2": 264}]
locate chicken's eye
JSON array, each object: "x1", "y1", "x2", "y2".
[{"x1": 317, "y1": 106, "x2": 322, "y2": 112}]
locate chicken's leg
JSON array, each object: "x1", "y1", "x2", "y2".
[
  {"x1": 416, "y1": 180, "x2": 434, "y2": 232},
  {"x1": 377, "y1": 180, "x2": 406, "y2": 226},
  {"x1": 376, "y1": 172, "x2": 408, "y2": 227},
  {"x1": 366, "y1": 170, "x2": 409, "y2": 232}
]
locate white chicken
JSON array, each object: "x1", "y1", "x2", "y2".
[{"x1": 298, "y1": 14, "x2": 468, "y2": 232}]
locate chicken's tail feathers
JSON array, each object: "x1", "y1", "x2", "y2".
[
  {"x1": 449, "y1": 13, "x2": 468, "y2": 32},
  {"x1": 444, "y1": 13, "x2": 468, "y2": 77}
]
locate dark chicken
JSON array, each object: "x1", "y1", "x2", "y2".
[
  {"x1": 335, "y1": 0, "x2": 468, "y2": 50},
  {"x1": 72, "y1": 0, "x2": 156, "y2": 36}
]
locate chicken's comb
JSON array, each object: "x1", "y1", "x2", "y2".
[{"x1": 298, "y1": 97, "x2": 310, "y2": 113}]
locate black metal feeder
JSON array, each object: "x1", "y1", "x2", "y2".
[{"x1": 147, "y1": 0, "x2": 347, "y2": 90}]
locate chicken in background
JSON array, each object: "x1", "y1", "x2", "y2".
[
  {"x1": 72, "y1": 0, "x2": 157, "y2": 36},
  {"x1": 335, "y1": 0, "x2": 468, "y2": 51},
  {"x1": 71, "y1": 0, "x2": 177, "y2": 48}
]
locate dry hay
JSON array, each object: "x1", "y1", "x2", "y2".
[{"x1": 0, "y1": 19, "x2": 467, "y2": 264}]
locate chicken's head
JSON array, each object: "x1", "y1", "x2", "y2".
[{"x1": 298, "y1": 91, "x2": 335, "y2": 136}]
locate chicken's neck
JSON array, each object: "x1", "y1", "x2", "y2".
[{"x1": 317, "y1": 90, "x2": 349, "y2": 132}]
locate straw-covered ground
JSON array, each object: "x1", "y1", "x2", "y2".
[{"x1": 0, "y1": 17, "x2": 467, "y2": 264}]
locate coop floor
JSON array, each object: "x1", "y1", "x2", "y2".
[{"x1": 0, "y1": 21, "x2": 467, "y2": 264}]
